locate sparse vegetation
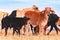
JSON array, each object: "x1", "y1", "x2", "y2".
[{"x1": 0, "y1": 29, "x2": 60, "y2": 40}]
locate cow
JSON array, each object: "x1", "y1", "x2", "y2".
[
  {"x1": 1, "y1": 16, "x2": 30, "y2": 36},
  {"x1": 1, "y1": 10, "x2": 17, "y2": 36},
  {"x1": 25, "y1": 10, "x2": 40, "y2": 35},
  {"x1": 0, "y1": 11, "x2": 8, "y2": 35},
  {"x1": 1, "y1": 16, "x2": 13, "y2": 36},
  {"x1": 11, "y1": 17, "x2": 30, "y2": 35},
  {"x1": 44, "y1": 13, "x2": 59, "y2": 35},
  {"x1": 25, "y1": 10, "x2": 49, "y2": 35}
]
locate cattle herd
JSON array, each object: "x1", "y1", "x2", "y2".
[{"x1": 0, "y1": 6, "x2": 60, "y2": 36}]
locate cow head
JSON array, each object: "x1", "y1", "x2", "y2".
[
  {"x1": 42, "y1": 7, "x2": 55, "y2": 15},
  {"x1": 45, "y1": 7, "x2": 51, "y2": 12}
]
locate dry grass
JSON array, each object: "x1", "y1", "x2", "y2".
[{"x1": 0, "y1": 29, "x2": 60, "y2": 40}]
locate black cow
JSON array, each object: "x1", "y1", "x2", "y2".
[
  {"x1": 1, "y1": 16, "x2": 30, "y2": 36},
  {"x1": 12, "y1": 17, "x2": 30, "y2": 35},
  {"x1": 2, "y1": 10, "x2": 17, "y2": 30},
  {"x1": 1, "y1": 16, "x2": 13, "y2": 35},
  {"x1": 1, "y1": 10, "x2": 17, "y2": 36},
  {"x1": 45, "y1": 13, "x2": 59, "y2": 35}
]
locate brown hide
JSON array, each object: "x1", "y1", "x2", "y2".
[
  {"x1": 38, "y1": 12, "x2": 48, "y2": 35},
  {"x1": 25, "y1": 10, "x2": 40, "y2": 25},
  {"x1": 25, "y1": 10, "x2": 49, "y2": 35}
]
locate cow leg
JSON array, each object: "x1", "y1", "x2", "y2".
[
  {"x1": 5, "y1": 28, "x2": 8, "y2": 36},
  {"x1": 39, "y1": 26, "x2": 41, "y2": 35},
  {"x1": 47, "y1": 25, "x2": 53, "y2": 35},
  {"x1": 24, "y1": 25, "x2": 28, "y2": 35},
  {"x1": 31, "y1": 27, "x2": 34, "y2": 34},
  {"x1": 39, "y1": 25, "x2": 44, "y2": 35},
  {"x1": 34, "y1": 26, "x2": 39, "y2": 35},
  {"x1": 23, "y1": 25, "x2": 26, "y2": 35},
  {"x1": 13, "y1": 28, "x2": 16, "y2": 35},
  {"x1": 30, "y1": 24, "x2": 34, "y2": 34},
  {"x1": 18, "y1": 29, "x2": 20, "y2": 36},
  {"x1": 44, "y1": 25, "x2": 48, "y2": 35},
  {"x1": 15, "y1": 30, "x2": 19, "y2": 35},
  {"x1": 54, "y1": 24, "x2": 58, "y2": 35}
]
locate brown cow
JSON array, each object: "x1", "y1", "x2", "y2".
[
  {"x1": 25, "y1": 10, "x2": 40, "y2": 35},
  {"x1": 25, "y1": 9, "x2": 49, "y2": 35}
]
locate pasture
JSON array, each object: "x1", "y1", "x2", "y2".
[
  {"x1": 0, "y1": 8, "x2": 60, "y2": 40},
  {"x1": 0, "y1": 28, "x2": 60, "y2": 40}
]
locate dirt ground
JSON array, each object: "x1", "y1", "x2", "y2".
[{"x1": 0, "y1": 29, "x2": 60, "y2": 40}]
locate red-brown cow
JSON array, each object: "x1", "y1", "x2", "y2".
[
  {"x1": 25, "y1": 10, "x2": 49, "y2": 35},
  {"x1": 25, "y1": 10, "x2": 40, "y2": 35}
]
